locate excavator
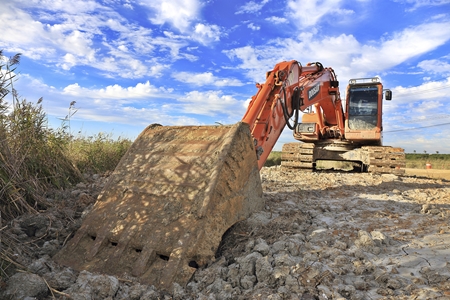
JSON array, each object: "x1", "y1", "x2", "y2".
[
  {"x1": 280, "y1": 62, "x2": 405, "y2": 174},
  {"x1": 54, "y1": 60, "x2": 405, "y2": 291}
]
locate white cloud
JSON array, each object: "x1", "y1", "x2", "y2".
[
  {"x1": 224, "y1": 20, "x2": 450, "y2": 82},
  {"x1": 417, "y1": 59, "x2": 450, "y2": 75},
  {"x1": 394, "y1": 0, "x2": 450, "y2": 11},
  {"x1": 177, "y1": 90, "x2": 246, "y2": 117},
  {"x1": 191, "y1": 23, "x2": 222, "y2": 45},
  {"x1": 351, "y1": 21, "x2": 450, "y2": 72},
  {"x1": 147, "y1": 62, "x2": 170, "y2": 78},
  {"x1": 172, "y1": 72, "x2": 244, "y2": 87},
  {"x1": 236, "y1": 0, "x2": 270, "y2": 14},
  {"x1": 224, "y1": 34, "x2": 362, "y2": 83},
  {"x1": 142, "y1": 0, "x2": 202, "y2": 33},
  {"x1": 287, "y1": 0, "x2": 353, "y2": 28},
  {"x1": 62, "y1": 81, "x2": 169, "y2": 101},
  {"x1": 0, "y1": 1, "x2": 199, "y2": 78},
  {"x1": 392, "y1": 77, "x2": 450, "y2": 103},
  {"x1": 265, "y1": 16, "x2": 288, "y2": 24},
  {"x1": 16, "y1": 0, "x2": 101, "y2": 13},
  {"x1": 247, "y1": 23, "x2": 261, "y2": 31},
  {"x1": 12, "y1": 73, "x2": 196, "y2": 128}
]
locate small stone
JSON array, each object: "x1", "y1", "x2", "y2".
[
  {"x1": 255, "y1": 256, "x2": 273, "y2": 283},
  {"x1": 240, "y1": 275, "x2": 256, "y2": 289},
  {"x1": 354, "y1": 279, "x2": 367, "y2": 291},
  {"x1": 1, "y1": 273, "x2": 48, "y2": 299},
  {"x1": 386, "y1": 279, "x2": 402, "y2": 290},
  {"x1": 253, "y1": 239, "x2": 270, "y2": 256}
]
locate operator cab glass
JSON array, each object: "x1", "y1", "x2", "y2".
[{"x1": 348, "y1": 85, "x2": 378, "y2": 130}]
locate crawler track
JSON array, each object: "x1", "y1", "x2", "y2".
[{"x1": 281, "y1": 143, "x2": 405, "y2": 175}]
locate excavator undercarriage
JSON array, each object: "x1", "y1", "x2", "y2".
[
  {"x1": 54, "y1": 122, "x2": 264, "y2": 290},
  {"x1": 281, "y1": 142, "x2": 405, "y2": 175}
]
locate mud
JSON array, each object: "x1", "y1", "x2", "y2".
[{"x1": 1, "y1": 166, "x2": 450, "y2": 299}]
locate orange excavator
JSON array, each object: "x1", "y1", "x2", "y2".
[{"x1": 54, "y1": 60, "x2": 404, "y2": 291}]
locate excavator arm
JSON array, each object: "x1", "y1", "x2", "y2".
[{"x1": 242, "y1": 60, "x2": 344, "y2": 169}]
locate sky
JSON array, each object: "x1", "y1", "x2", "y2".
[{"x1": 1, "y1": 0, "x2": 450, "y2": 154}]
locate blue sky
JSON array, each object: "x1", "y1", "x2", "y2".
[{"x1": 1, "y1": 0, "x2": 450, "y2": 154}]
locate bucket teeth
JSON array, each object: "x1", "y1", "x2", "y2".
[{"x1": 53, "y1": 122, "x2": 264, "y2": 291}]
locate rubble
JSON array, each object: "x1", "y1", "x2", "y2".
[{"x1": 1, "y1": 167, "x2": 450, "y2": 299}]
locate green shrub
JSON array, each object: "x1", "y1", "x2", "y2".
[
  {"x1": 67, "y1": 133, "x2": 132, "y2": 174},
  {"x1": 265, "y1": 151, "x2": 281, "y2": 167}
]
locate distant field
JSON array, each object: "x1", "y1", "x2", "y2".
[
  {"x1": 404, "y1": 168, "x2": 450, "y2": 180},
  {"x1": 405, "y1": 153, "x2": 450, "y2": 170}
]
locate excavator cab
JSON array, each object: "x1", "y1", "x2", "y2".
[{"x1": 344, "y1": 77, "x2": 384, "y2": 143}]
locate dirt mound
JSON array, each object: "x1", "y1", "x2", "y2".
[{"x1": 2, "y1": 167, "x2": 450, "y2": 299}]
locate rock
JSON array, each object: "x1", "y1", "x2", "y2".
[
  {"x1": 28, "y1": 256, "x2": 52, "y2": 275},
  {"x1": 236, "y1": 252, "x2": 262, "y2": 277},
  {"x1": 317, "y1": 284, "x2": 332, "y2": 299},
  {"x1": 5, "y1": 166, "x2": 450, "y2": 299},
  {"x1": 255, "y1": 256, "x2": 273, "y2": 283},
  {"x1": 172, "y1": 283, "x2": 186, "y2": 300},
  {"x1": 63, "y1": 270, "x2": 119, "y2": 300},
  {"x1": 271, "y1": 266, "x2": 290, "y2": 285},
  {"x1": 338, "y1": 285, "x2": 356, "y2": 298},
  {"x1": 44, "y1": 268, "x2": 77, "y2": 290},
  {"x1": 244, "y1": 239, "x2": 255, "y2": 252},
  {"x1": 140, "y1": 288, "x2": 161, "y2": 300},
  {"x1": 240, "y1": 275, "x2": 257, "y2": 289},
  {"x1": 19, "y1": 214, "x2": 49, "y2": 237},
  {"x1": 76, "y1": 182, "x2": 87, "y2": 189},
  {"x1": 353, "y1": 279, "x2": 367, "y2": 291},
  {"x1": 39, "y1": 240, "x2": 60, "y2": 256},
  {"x1": 1, "y1": 273, "x2": 48, "y2": 300},
  {"x1": 226, "y1": 263, "x2": 240, "y2": 287},
  {"x1": 334, "y1": 255, "x2": 350, "y2": 266},
  {"x1": 206, "y1": 278, "x2": 226, "y2": 293},
  {"x1": 355, "y1": 230, "x2": 375, "y2": 248},
  {"x1": 370, "y1": 231, "x2": 390, "y2": 246},
  {"x1": 386, "y1": 278, "x2": 402, "y2": 289},
  {"x1": 253, "y1": 238, "x2": 270, "y2": 256},
  {"x1": 71, "y1": 189, "x2": 82, "y2": 197},
  {"x1": 273, "y1": 253, "x2": 296, "y2": 267},
  {"x1": 334, "y1": 240, "x2": 347, "y2": 250},
  {"x1": 272, "y1": 240, "x2": 287, "y2": 254}
]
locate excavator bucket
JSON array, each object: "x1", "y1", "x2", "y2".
[{"x1": 54, "y1": 122, "x2": 264, "y2": 290}]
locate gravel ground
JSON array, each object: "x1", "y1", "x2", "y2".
[{"x1": 1, "y1": 166, "x2": 450, "y2": 299}]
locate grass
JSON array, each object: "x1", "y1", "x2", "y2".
[
  {"x1": 1, "y1": 52, "x2": 81, "y2": 220},
  {"x1": 0, "y1": 52, "x2": 132, "y2": 217},
  {"x1": 67, "y1": 133, "x2": 132, "y2": 174},
  {"x1": 264, "y1": 151, "x2": 281, "y2": 167},
  {"x1": 405, "y1": 154, "x2": 450, "y2": 170},
  {"x1": 0, "y1": 51, "x2": 133, "y2": 280}
]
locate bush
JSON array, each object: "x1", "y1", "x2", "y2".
[
  {"x1": 0, "y1": 51, "x2": 83, "y2": 220},
  {"x1": 265, "y1": 151, "x2": 281, "y2": 167},
  {"x1": 0, "y1": 51, "x2": 134, "y2": 280},
  {"x1": 67, "y1": 133, "x2": 132, "y2": 174}
]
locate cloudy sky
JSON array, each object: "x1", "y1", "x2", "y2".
[{"x1": 1, "y1": 0, "x2": 450, "y2": 153}]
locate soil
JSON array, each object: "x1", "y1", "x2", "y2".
[
  {"x1": 405, "y1": 168, "x2": 450, "y2": 181},
  {"x1": 1, "y1": 167, "x2": 450, "y2": 299}
]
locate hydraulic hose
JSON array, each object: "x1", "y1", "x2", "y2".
[{"x1": 280, "y1": 86, "x2": 301, "y2": 130}]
